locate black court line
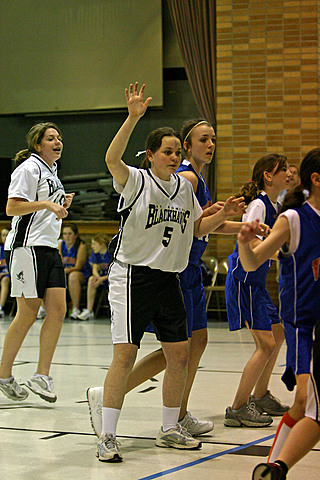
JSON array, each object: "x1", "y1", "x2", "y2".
[{"x1": 0, "y1": 425, "x2": 319, "y2": 453}]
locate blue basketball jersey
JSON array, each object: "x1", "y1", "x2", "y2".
[
  {"x1": 177, "y1": 160, "x2": 212, "y2": 266},
  {"x1": 60, "y1": 240, "x2": 92, "y2": 278},
  {"x1": 0, "y1": 245, "x2": 8, "y2": 274},
  {"x1": 89, "y1": 249, "x2": 112, "y2": 277},
  {"x1": 279, "y1": 203, "x2": 320, "y2": 327},
  {"x1": 229, "y1": 192, "x2": 279, "y2": 286}
]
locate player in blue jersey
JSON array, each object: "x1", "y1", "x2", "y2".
[
  {"x1": 77, "y1": 234, "x2": 112, "y2": 320},
  {"x1": 93, "y1": 82, "x2": 248, "y2": 462},
  {"x1": 0, "y1": 228, "x2": 10, "y2": 317},
  {"x1": 0, "y1": 122, "x2": 74, "y2": 404},
  {"x1": 235, "y1": 148, "x2": 320, "y2": 480},
  {"x1": 59, "y1": 222, "x2": 92, "y2": 319},
  {"x1": 224, "y1": 153, "x2": 292, "y2": 428}
]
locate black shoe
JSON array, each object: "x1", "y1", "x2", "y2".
[{"x1": 252, "y1": 462, "x2": 287, "y2": 480}]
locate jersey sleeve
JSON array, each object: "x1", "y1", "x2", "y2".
[
  {"x1": 8, "y1": 163, "x2": 40, "y2": 201},
  {"x1": 193, "y1": 192, "x2": 204, "y2": 221},
  {"x1": 113, "y1": 166, "x2": 142, "y2": 204},
  {"x1": 279, "y1": 209, "x2": 300, "y2": 254},
  {"x1": 242, "y1": 199, "x2": 265, "y2": 240}
]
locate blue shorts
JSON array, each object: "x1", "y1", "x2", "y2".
[
  {"x1": 225, "y1": 270, "x2": 280, "y2": 331},
  {"x1": 281, "y1": 321, "x2": 314, "y2": 391},
  {"x1": 146, "y1": 263, "x2": 207, "y2": 338}
]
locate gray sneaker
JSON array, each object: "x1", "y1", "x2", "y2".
[
  {"x1": 224, "y1": 402, "x2": 273, "y2": 427},
  {"x1": 96, "y1": 433, "x2": 122, "y2": 462},
  {"x1": 249, "y1": 391, "x2": 289, "y2": 416},
  {"x1": 179, "y1": 410, "x2": 214, "y2": 436},
  {"x1": 0, "y1": 376, "x2": 29, "y2": 401},
  {"x1": 25, "y1": 374, "x2": 57, "y2": 403},
  {"x1": 156, "y1": 424, "x2": 202, "y2": 449}
]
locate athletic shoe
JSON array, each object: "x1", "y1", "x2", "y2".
[
  {"x1": 252, "y1": 462, "x2": 287, "y2": 480},
  {"x1": 77, "y1": 309, "x2": 94, "y2": 321},
  {"x1": 86, "y1": 386, "x2": 103, "y2": 437},
  {"x1": 25, "y1": 374, "x2": 57, "y2": 403},
  {"x1": 0, "y1": 376, "x2": 29, "y2": 401},
  {"x1": 224, "y1": 402, "x2": 273, "y2": 427},
  {"x1": 36, "y1": 306, "x2": 46, "y2": 319},
  {"x1": 156, "y1": 424, "x2": 202, "y2": 449},
  {"x1": 179, "y1": 410, "x2": 214, "y2": 436},
  {"x1": 96, "y1": 433, "x2": 122, "y2": 462},
  {"x1": 249, "y1": 391, "x2": 290, "y2": 416},
  {"x1": 70, "y1": 307, "x2": 81, "y2": 320}
]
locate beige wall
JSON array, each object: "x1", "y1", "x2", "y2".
[{"x1": 209, "y1": 0, "x2": 320, "y2": 304}]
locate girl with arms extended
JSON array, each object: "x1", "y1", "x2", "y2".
[
  {"x1": 224, "y1": 153, "x2": 291, "y2": 427},
  {"x1": 237, "y1": 148, "x2": 320, "y2": 480},
  {"x1": 95, "y1": 82, "x2": 246, "y2": 463}
]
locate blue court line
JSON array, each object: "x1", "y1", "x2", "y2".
[{"x1": 138, "y1": 434, "x2": 275, "y2": 480}]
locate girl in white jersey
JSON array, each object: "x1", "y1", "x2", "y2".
[
  {"x1": 0, "y1": 123, "x2": 74, "y2": 404},
  {"x1": 235, "y1": 148, "x2": 320, "y2": 480},
  {"x1": 96, "y1": 82, "x2": 247, "y2": 463}
]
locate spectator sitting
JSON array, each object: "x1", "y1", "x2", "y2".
[
  {"x1": 59, "y1": 223, "x2": 92, "y2": 319},
  {"x1": 77, "y1": 234, "x2": 112, "y2": 321},
  {"x1": 0, "y1": 228, "x2": 10, "y2": 317}
]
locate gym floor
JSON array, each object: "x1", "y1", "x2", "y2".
[{"x1": 0, "y1": 316, "x2": 318, "y2": 480}]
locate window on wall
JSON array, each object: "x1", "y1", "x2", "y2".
[{"x1": 0, "y1": 0, "x2": 162, "y2": 114}]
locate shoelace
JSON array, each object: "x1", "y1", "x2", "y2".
[
  {"x1": 104, "y1": 435, "x2": 121, "y2": 450},
  {"x1": 176, "y1": 424, "x2": 192, "y2": 438},
  {"x1": 11, "y1": 379, "x2": 25, "y2": 395},
  {"x1": 247, "y1": 402, "x2": 262, "y2": 418}
]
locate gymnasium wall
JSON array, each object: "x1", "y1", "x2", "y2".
[{"x1": 208, "y1": 0, "x2": 320, "y2": 305}]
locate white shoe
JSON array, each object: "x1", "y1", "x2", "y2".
[
  {"x1": 0, "y1": 309, "x2": 4, "y2": 318},
  {"x1": 87, "y1": 387, "x2": 103, "y2": 437},
  {"x1": 96, "y1": 433, "x2": 122, "y2": 462},
  {"x1": 77, "y1": 309, "x2": 94, "y2": 321},
  {"x1": 37, "y1": 306, "x2": 46, "y2": 319},
  {"x1": 156, "y1": 424, "x2": 202, "y2": 449},
  {"x1": 25, "y1": 374, "x2": 57, "y2": 403},
  {"x1": 70, "y1": 307, "x2": 81, "y2": 319},
  {"x1": 179, "y1": 411, "x2": 214, "y2": 436}
]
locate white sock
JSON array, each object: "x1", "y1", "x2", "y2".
[
  {"x1": 101, "y1": 407, "x2": 121, "y2": 436},
  {"x1": 0, "y1": 376, "x2": 13, "y2": 383},
  {"x1": 162, "y1": 405, "x2": 180, "y2": 432}
]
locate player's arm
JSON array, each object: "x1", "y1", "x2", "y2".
[
  {"x1": 238, "y1": 216, "x2": 290, "y2": 271},
  {"x1": 105, "y1": 82, "x2": 152, "y2": 188}
]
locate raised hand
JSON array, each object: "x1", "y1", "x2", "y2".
[
  {"x1": 238, "y1": 220, "x2": 261, "y2": 244},
  {"x1": 223, "y1": 196, "x2": 246, "y2": 217},
  {"x1": 125, "y1": 82, "x2": 152, "y2": 119}
]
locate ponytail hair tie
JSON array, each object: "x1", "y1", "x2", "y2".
[{"x1": 249, "y1": 179, "x2": 253, "y2": 183}]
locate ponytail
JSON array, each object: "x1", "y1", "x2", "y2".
[
  {"x1": 13, "y1": 148, "x2": 31, "y2": 167},
  {"x1": 279, "y1": 184, "x2": 306, "y2": 213}
]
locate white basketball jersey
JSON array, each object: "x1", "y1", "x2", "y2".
[
  {"x1": 5, "y1": 154, "x2": 65, "y2": 249},
  {"x1": 112, "y1": 166, "x2": 203, "y2": 272}
]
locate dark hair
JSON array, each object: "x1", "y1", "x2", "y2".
[
  {"x1": 238, "y1": 153, "x2": 288, "y2": 205},
  {"x1": 281, "y1": 147, "x2": 320, "y2": 212},
  {"x1": 62, "y1": 222, "x2": 83, "y2": 251},
  {"x1": 13, "y1": 122, "x2": 62, "y2": 167},
  {"x1": 140, "y1": 127, "x2": 181, "y2": 169}
]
